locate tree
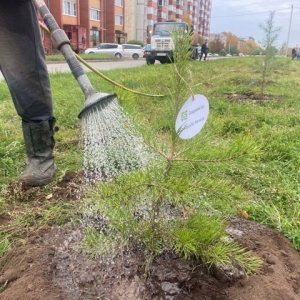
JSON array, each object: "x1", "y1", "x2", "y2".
[
  {"x1": 226, "y1": 32, "x2": 239, "y2": 54},
  {"x1": 258, "y1": 11, "x2": 281, "y2": 95},
  {"x1": 230, "y1": 44, "x2": 239, "y2": 55},
  {"x1": 182, "y1": 10, "x2": 192, "y2": 26},
  {"x1": 81, "y1": 29, "x2": 262, "y2": 275},
  {"x1": 209, "y1": 38, "x2": 224, "y2": 54},
  {"x1": 246, "y1": 39, "x2": 261, "y2": 55},
  {"x1": 127, "y1": 39, "x2": 144, "y2": 46}
]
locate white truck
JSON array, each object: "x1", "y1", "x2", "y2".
[{"x1": 145, "y1": 21, "x2": 194, "y2": 65}]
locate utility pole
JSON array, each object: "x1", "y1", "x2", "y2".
[{"x1": 285, "y1": 5, "x2": 293, "y2": 57}]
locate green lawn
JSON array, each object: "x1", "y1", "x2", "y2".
[{"x1": 1, "y1": 56, "x2": 300, "y2": 260}]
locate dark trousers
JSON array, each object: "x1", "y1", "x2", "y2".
[
  {"x1": 200, "y1": 51, "x2": 207, "y2": 61},
  {"x1": 0, "y1": 0, "x2": 53, "y2": 123}
]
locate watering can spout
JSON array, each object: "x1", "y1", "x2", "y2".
[{"x1": 78, "y1": 92, "x2": 116, "y2": 119}]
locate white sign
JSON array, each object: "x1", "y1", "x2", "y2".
[{"x1": 175, "y1": 94, "x2": 209, "y2": 139}]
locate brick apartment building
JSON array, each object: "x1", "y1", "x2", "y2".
[
  {"x1": 40, "y1": 0, "x2": 211, "y2": 53},
  {"x1": 41, "y1": 0, "x2": 126, "y2": 53},
  {"x1": 125, "y1": 0, "x2": 212, "y2": 44}
]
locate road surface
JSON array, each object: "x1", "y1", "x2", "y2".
[
  {"x1": 0, "y1": 56, "x2": 223, "y2": 81},
  {"x1": 0, "y1": 58, "x2": 146, "y2": 81}
]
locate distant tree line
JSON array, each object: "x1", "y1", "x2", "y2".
[{"x1": 205, "y1": 31, "x2": 282, "y2": 56}]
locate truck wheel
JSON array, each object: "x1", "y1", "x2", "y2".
[{"x1": 146, "y1": 58, "x2": 155, "y2": 65}]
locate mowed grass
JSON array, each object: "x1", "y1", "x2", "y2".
[
  {"x1": 46, "y1": 52, "x2": 117, "y2": 61},
  {"x1": 0, "y1": 56, "x2": 300, "y2": 255}
]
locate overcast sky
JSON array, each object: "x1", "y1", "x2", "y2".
[{"x1": 210, "y1": 1, "x2": 299, "y2": 48}]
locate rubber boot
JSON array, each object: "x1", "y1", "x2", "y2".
[{"x1": 19, "y1": 118, "x2": 57, "y2": 186}]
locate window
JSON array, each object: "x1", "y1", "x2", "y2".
[
  {"x1": 115, "y1": 15, "x2": 123, "y2": 26},
  {"x1": 62, "y1": 1, "x2": 76, "y2": 16},
  {"x1": 90, "y1": 8, "x2": 100, "y2": 21},
  {"x1": 158, "y1": 0, "x2": 167, "y2": 5},
  {"x1": 99, "y1": 44, "x2": 109, "y2": 49},
  {"x1": 123, "y1": 45, "x2": 141, "y2": 49},
  {"x1": 115, "y1": 0, "x2": 123, "y2": 6},
  {"x1": 106, "y1": 44, "x2": 118, "y2": 49},
  {"x1": 90, "y1": 29, "x2": 99, "y2": 45}
]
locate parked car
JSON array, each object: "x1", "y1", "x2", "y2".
[
  {"x1": 122, "y1": 44, "x2": 144, "y2": 60},
  {"x1": 84, "y1": 43, "x2": 123, "y2": 58}
]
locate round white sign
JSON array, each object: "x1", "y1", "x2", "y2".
[{"x1": 175, "y1": 94, "x2": 209, "y2": 139}]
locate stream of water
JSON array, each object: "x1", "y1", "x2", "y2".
[{"x1": 81, "y1": 97, "x2": 154, "y2": 184}]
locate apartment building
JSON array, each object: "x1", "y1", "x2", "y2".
[
  {"x1": 125, "y1": 0, "x2": 148, "y2": 43},
  {"x1": 41, "y1": 0, "x2": 125, "y2": 53},
  {"x1": 42, "y1": 0, "x2": 85, "y2": 53},
  {"x1": 125, "y1": 0, "x2": 212, "y2": 44},
  {"x1": 40, "y1": 0, "x2": 211, "y2": 53}
]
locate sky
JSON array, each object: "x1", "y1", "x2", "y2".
[{"x1": 210, "y1": 1, "x2": 300, "y2": 48}]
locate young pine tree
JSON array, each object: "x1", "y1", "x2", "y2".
[{"x1": 259, "y1": 11, "x2": 281, "y2": 95}]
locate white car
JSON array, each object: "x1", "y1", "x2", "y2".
[
  {"x1": 122, "y1": 44, "x2": 144, "y2": 60},
  {"x1": 84, "y1": 43, "x2": 123, "y2": 59}
]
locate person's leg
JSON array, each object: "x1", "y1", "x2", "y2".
[
  {"x1": 200, "y1": 52, "x2": 203, "y2": 61},
  {"x1": 0, "y1": 0, "x2": 57, "y2": 186},
  {"x1": 0, "y1": 0, "x2": 53, "y2": 122}
]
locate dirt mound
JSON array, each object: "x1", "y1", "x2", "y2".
[{"x1": 1, "y1": 214, "x2": 300, "y2": 300}]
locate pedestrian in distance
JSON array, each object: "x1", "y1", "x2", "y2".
[
  {"x1": 292, "y1": 47, "x2": 296, "y2": 60},
  {"x1": 189, "y1": 25, "x2": 199, "y2": 60},
  {"x1": 199, "y1": 39, "x2": 209, "y2": 61},
  {"x1": 297, "y1": 49, "x2": 300, "y2": 61},
  {"x1": 0, "y1": 0, "x2": 57, "y2": 186}
]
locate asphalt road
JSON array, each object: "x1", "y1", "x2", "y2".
[
  {"x1": 0, "y1": 58, "x2": 147, "y2": 81},
  {"x1": 0, "y1": 56, "x2": 223, "y2": 81}
]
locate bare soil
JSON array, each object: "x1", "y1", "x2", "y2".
[
  {"x1": 223, "y1": 90, "x2": 286, "y2": 103},
  {"x1": 1, "y1": 171, "x2": 300, "y2": 300}
]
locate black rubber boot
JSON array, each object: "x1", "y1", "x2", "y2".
[{"x1": 19, "y1": 118, "x2": 57, "y2": 186}]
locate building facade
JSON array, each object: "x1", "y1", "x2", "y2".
[
  {"x1": 141, "y1": 0, "x2": 212, "y2": 44},
  {"x1": 41, "y1": 0, "x2": 126, "y2": 53},
  {"x1": 40, "y1": 0, "x2": 212, "y2": 53}
]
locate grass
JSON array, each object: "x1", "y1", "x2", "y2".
[
  {"x1": 1, "y1": 55, "x2": 300, "y2": 265},
  {"x1": 46, "y1": 53, "x2": 117, "y2": 62}
]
